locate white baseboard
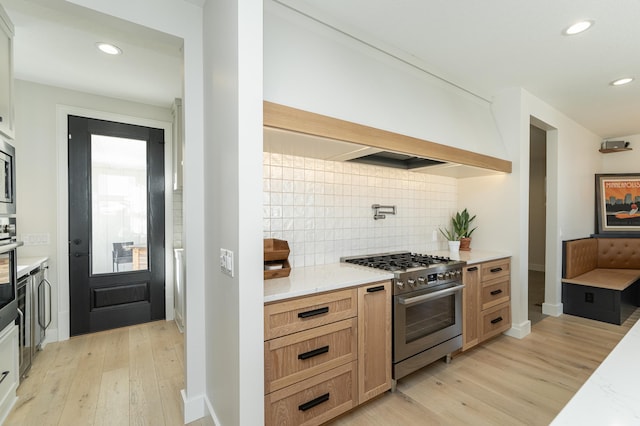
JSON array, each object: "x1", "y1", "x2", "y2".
[
  {"x1": 182, "y1": 390, "x2": 221, "y2": 425},
  {"x1": 182, "y1": 389, "x2": 207, "y2": 424},
  {"x1": 504, "y1": 320, "x2": 531, "y2": 339},
  {"x1": 42, "y1": 327, "x2": 58, "y2": 347},
  {"x1": 58, "y1": 310, "x2": 70, "y2": 341},
  {"x1": 205, "y1": 395, "x2": 222, "y2": 426},
  {"x1": 542, "y1": 302, "x2": 563, "y2": 317}
]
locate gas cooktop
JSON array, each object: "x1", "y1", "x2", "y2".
[{"x1": 340, "y1": 251, "x2": 463, "y2": 272}]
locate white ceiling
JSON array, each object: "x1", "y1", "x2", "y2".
[
  {"x1": 1, "y1": 0, "x2": 183, "y2": 108},
  {"x1": 273, "y1": 0, "x2": 640, "y2": 139},
  {"x1": 2, "y1": 0, "x2": 640, "y2": 138}
]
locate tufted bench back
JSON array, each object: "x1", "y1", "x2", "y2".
[
  {"x1": 563, "y1": 238, "x2": 598, "y2": 279},
  {"x1": 597, "y1": 238, "x2": 640, "y2": 269}
]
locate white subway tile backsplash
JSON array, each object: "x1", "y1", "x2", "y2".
[{"x1": 263, "y1": 152, "x2": 457, "y2": 268}]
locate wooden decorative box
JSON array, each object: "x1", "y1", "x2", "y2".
[{"x1": 264, "y1": 239, "x2": 291, "y2": 280}]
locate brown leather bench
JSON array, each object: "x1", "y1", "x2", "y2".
[{"x1": 562, "y1": 237, "x2": 640, "y2": 324}]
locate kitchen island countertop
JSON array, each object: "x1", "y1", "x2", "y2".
[
  {"x1": 264, "y1": 263, "x2": 394, "y2": 303},
  {"x1": 551, "y1": 315, "x2": 640, "y2": 424}
]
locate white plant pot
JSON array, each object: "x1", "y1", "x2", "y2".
[{"x1": 448, "y1": 240, "x2": 460, "y2": 252}]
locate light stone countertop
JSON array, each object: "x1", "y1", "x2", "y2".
[
  {"x1": 264, "y1": 250, "x2": 511, "y2": 303},
  {"x1": 426, "y1": 249, "x2": 511, "y2": 265},
  {"x1": 550, "y1": 317, "x2": 640, "y2": 425},
  {"x1": 17, "y1": 256, "x2": 49, "y2": 278},
  {"x1": 264, "y1": 263, "x2": 394, "y2": 303}
]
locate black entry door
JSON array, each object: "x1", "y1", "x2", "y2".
[{"x1": 68, "y1": 115, "x2": 165, "y2": 336}]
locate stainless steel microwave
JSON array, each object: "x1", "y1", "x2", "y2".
[{"x1": 0, "y1": 137, "x2": 15, "y2": 215}]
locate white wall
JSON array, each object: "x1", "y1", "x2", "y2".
[
  {"x1": 601, "y1": 133, "x2": 640, "y2": 173},
  {"x1": 203, "y1": 0, "x2": 264, "y2": 424},
  {"x1": 14, "y1": 79, "x2": 171, "y2": 341},
  {"x1": 465, "y1": 88, "x2": 601, "y2": 338},
  {"x1": 263, "y1": 152, "x2": 458, "y2": 265},
  {"x1": 264, "y1": 2, "x2": 508, "y2": 162}
]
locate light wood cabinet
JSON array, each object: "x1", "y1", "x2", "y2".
[
  {"x1": 264, "y1": 288, "x2": 358, "y2": 340},
  {"x1": 0, "y1": 323, "x2": 18, "y2": 425},
  {"x1": 462, "y1": 257, "x2": 511, "y2": 351},
  {"x1": 264, "y1": 318, "x2": 357, "y2": 394},
  {"x1": 0, "y1": 5, "x2": 14, "y2": 140},
  {"x1": 264, "y1": 280, "x2": 391, "y2": 425},
  {"x1": 357, "y1": 281, "x2": 391, "y2": 404},
  {"x1": 265, "y1": 361, "x2": 357, "y2": 426}
]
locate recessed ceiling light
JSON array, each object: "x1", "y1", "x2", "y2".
[
  {"x1": 611, "y1": 77, "x2": 634, "y2": 86},
  {"x1": 96, "y1": 42, "x2": 122, "y2": 55},
  {"x1": 563, "y1": 20, "x2": 594, "y2": 35}
]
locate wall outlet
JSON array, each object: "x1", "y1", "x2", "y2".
[
  {"x1": 22, "y1": 233, "x2": 50, "y2": 246},
  {"x1": 220, "y1": 248, "x2": 234, "y2": 277},
  {"x1": 432, "y1": 229, "x2": 438, "y2": 241}
]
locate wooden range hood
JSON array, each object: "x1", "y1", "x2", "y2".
[{"x1": 263, "y1": 101, "x2": 512, "y2": 176}]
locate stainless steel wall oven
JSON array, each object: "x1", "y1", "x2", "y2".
[
  {"x1": 0, "y1": 240, "x2": 19, "y2": 333},
  {"x1": 0, "y1": 137, "x2": 15, "y2": 215}
]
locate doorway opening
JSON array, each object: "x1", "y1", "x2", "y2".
[{"x1": 528, "y1": 124, "x2": 547, "y2": 325}]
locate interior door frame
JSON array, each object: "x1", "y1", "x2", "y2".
[{"x1": 55, "y1": 105, "x2": 174, "y2": 341}]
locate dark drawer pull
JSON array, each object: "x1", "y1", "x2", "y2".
[
  {"x1": 490, "y1": 316, "x2": 503, "y2": 324},
  {"x1": 490, "y1": 289, "x2": 503, "y2": 296},
  {"x1": 490, "y1": 267, "x2": 503, "y2": 273},
  {"x1": 0, "y1": 371, "x2": 9, "y2": 385},
  {"x1": 298, "y1": 393, "x2": 330, "y2": 412},
  {"x1": 366, "y1": 285, "x2": 385, "y2": 293},
  {"x1": 298, "y1": 345, "x2": 329, "y2": 360},
  {"x1": 466, "y1": 266, "x2": 478, "y2": 272},
  {"x1": 298, "y1": 307, "x2": 329, "y2": 318}
]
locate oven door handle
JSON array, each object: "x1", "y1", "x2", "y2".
[{"x1": 398, "y1": 284, "x2": 465, "y2": 306}]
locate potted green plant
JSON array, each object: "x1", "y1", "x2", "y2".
[
  {"x1": 439, "y1": 225, "x2": 460, "y2": 252},
  {"x1": 451, "y1": 208, "x2": 477, "y2": 251}
]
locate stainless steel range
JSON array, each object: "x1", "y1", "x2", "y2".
[{"x1": 341, "y1": 251, "x2": 466, "y2": 383}]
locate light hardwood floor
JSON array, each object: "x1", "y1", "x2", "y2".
[
  {"x1": 6, "y1": 311, "x2": 638, "y2": 425},
  {"x1": 329, "y1": 308, "x2": 640, "y2": 425},
  {"x1": 4, "y1": 320, "x2": 213, "y2": 426}
]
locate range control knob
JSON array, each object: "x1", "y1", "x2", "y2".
[
  {"x1": 407, "y1": 278, "x2": 416, "y2": 287},
  {"x1": 455, "y1": 270, "x2": 462, "y2": 277},
  {"x1": 417, "y1": 276, "x2": 426, "y2": 284},
  {"x1": 437, "y1": 273, "x2": 444, "y2": 280},
  {"x1": 444, "y1": 272, "x2": 451, "y2": 279},
  {"x1": 396, "y1": 280, "x2": 405, "y2": 289}
]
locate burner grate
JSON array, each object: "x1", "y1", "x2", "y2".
[{"x1": 344, "y1": 251, "x2": 453, "y2": 272}]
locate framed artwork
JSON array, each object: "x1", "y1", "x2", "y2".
[{"x1": 595, "y1": 173, "x2": 640, "y2": 234}]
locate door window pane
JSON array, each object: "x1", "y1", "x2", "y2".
[{"x1": 91, "y1": 135, "x2": 148, "y2": 274}]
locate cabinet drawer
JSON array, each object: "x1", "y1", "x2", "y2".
[
  {"x1": 480, "y1": 302, "x2": 511, "y2": 342},
  {"x1": 265, "y1": 318, "x2": 357, "y2": 394},
  {"x1": 0, "y1": 324, "x2": 17, "y2": 404},
  {"x1": 480, "y1": 259, "x2": 510, "y2": 283},
  {"x1": 265, "y1": 361, "x2": 357, "y2": 426},
  {"x1": 265, "y1": 289, "x2": 357, "y2": 340},
  {"x1": 481, "y1": 278, "x2": 510, "y2": 310}
]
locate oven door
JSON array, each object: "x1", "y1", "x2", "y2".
[
  {"x1": 0, "y1": 137, "x2": 15, "y2": 214},
  {"x1": 394, "y1": 282, "x2": 464, "y2": 362}
]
